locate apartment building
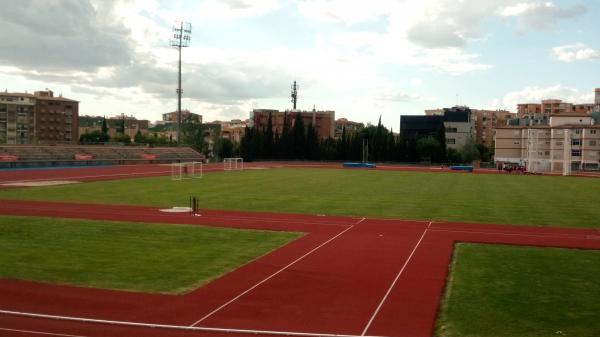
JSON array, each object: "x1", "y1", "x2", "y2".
[
  {"x1": 425, "y1": 106, "x2": 514, "y2": 148},
  {"x1": 334, "y1": 118, "x2": 364, "y2": 138},
  {"x1": 517, "y1": 89, "x2": 600, "y2": 123},
  {"x1": 251, "y1": 109, "x2": 335, "y2": 140},
  {"x1": 495, "y1": 114, "x2": 600, "y2": 174},
  {"x1": 440, "y1": 107, "x2": 473, "y2": 149},
  {"x1": 400, "y1": 115, "x2": 444, "y2": 140},
  {"x1": 471, "y1": 109, "x2": 515, "y2": 147},
  {"x1": 78, "y1": 115, "x2": 150, "y2": 141},
  {"x1": 0, "y1": 93, "x2": 35, "y2": 144},
  {"x1": 0, "y1": 90, "x2": 79, "y2": 145},
  {"x1": 424, "y1": 107, "x2": 474, "y2": 149},
  {"x1": 161, "y1": 110, "x2": 202, "y2": 124},
  {"x1": 216, "y1": 119, "x2": 247, "y2": 143}
]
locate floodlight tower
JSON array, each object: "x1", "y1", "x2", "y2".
[
  {"x1": 291, "y1": 81, "x2": 299, "y2": 110},
  {"x1": 170, "y1": 21, "x2": 192, "y2": 143}
]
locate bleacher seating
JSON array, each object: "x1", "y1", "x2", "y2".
[{"x1": 0, "y1": 145, "x2": 204, "y2": 168}]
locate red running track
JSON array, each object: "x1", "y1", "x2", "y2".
[{"x1": 1, "y1": 200, "x2": 600, "y2": 337}]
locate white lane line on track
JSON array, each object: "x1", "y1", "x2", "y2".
[
  {"x1": 428, "y1": 228, "x2": 600, "y2": 241},
  {"x1": 360, "y1": 221, "x2": 431, "y2": 336},
  {"x1": 0, "y1": 310, "x2": 387, "y2": 337},
  {"x1": 190, "y1": 224, "x2": 356, "y2": 327},
  {"x1": 356, "y1": 217, "x2": 367, "y2": 224},
  {"x1": 0, "y1": 327, "x2": 90, "y2": 337}
]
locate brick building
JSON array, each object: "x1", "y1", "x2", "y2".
[
  {"x1": 161, "y1": 110, "x2": 202, "y2": 124},
  {"x1": 0, "y1": 90, "x2": 79, "y2": 144},
  {"x1": 251, "y1": 109, "x2": 335, "y2": 140},
  {"x1": 334, "y1": 118, "x2": 364, "y2": 138},
  {"x1": 78, "y1": 115, "x2": 150, "y2": 142},
  {"x1": 517, "y1": 94, "x2": 598, "y2": 124},
  {"x1": 471, "y1": 109, "x2": 515, "y2": 147},
  {"x1": 215, "y1": 119, "x2": 248, "y2": 143}
]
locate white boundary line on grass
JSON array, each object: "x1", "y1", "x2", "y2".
[
  {"x1": 190, "y1": 224, "x2": 356, "y2": 327},
  {"x1": 0, "y1": 166, "x2": 227, "y2": 184},
  {"x1": 0, "y1": 327, "x2": 90, "y2": 337},
  {"x1": 0, "y1": 309, "x2": 386, "y2": 337},
  {"x1": 428, "y1": 228, "x2": 600, "y2": 241},
  {"x1": 360, "y1": 221, "x2": 432, "y2": 336}
]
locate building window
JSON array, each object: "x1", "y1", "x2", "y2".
[
  {"x1": 446, "y1": 138, "x2": 456, "y2": 144},
  {"x1": 575, "y1": 129, "x2": 582, "y2": 135},
  {"x1": 590, "y1": 140, "x2": 597, "y2": 146},
  {"x1": 513, "y1": 141, "x2": 520, "y2": 145},
  {"x1": 591, "y1": 130, "x2": 597, "y2": 135},
  {"x1": 545, "y1": 151, "x2": 550, "y2": 155},
  {"x1": 572, "y1": 139, "x2": 581, "y2": 146},
  {"x1": 572, "y1": 150, "x2": 581, "y2": 157},
  {"x1": 445, "y1": 127, "x2": 458, "y2": 133}
]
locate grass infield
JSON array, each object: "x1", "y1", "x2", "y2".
[
  {"x1": 0, "y1": 216, "x2": 300, "y2": 294},
  {"x1": 1, "y1": 168, "x2": 599, "y2": 228},
  {"x1": 436, "y1": 243, "x2": 600, "y2": 337}
]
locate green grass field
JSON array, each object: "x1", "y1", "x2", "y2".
[
  {"x1": 436, "y1": 243, "x2": 600, "y2": 337},
  {"x1": 0, "y1": 216, "x2": 300, "y2": 294},
  {"x1": 1, "y1": 167, "x2": 599, "y2": 335},
  {"x1": 1, "y1": 168, "x2": 599, "y2": 228}
]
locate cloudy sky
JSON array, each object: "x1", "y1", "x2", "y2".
[{"x1": 1, "y1": 0, "x2": 598, "y2": 128}]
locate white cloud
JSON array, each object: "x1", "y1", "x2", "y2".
[
  {"x1": 499, "y1": 2, "x2": 586, "y2": 30},
  {"x1": 410, "y1": 78, "x2": 423, "y2": 87},
  {"x1": 190, "y1": 0, "x2": 281, "y2": 21},
  {"x1": 0, "y1": 0, "x2": 593, "y2": 126},
  {"x1": 552, "y1": 43, "x2": 600, "y2": 63},
  {"x1": 296, "y1": 0, "x2": 392, "y2": 25},
  {"x1": 375, "y1": 89, "x2": 420, "y2": 102},
  {"x1": 500, "y1": 85, "x2": 595, "y2": 110}
]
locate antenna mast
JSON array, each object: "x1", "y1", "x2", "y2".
[
  {"x1": 170, "y1": 21, "x2": 192, "y2": 143},
  {"x1": 291, "y1": 81, "x2": 299, "y2": 110}
]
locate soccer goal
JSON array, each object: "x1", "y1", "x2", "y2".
[
  {"x1": 171, "y1": 161, "x2": 203, "y2": 180},
  {"x1": 223, "y1": 157, "x2": 244, "y2": 171}
]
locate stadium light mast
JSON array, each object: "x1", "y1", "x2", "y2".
[
  {"x1": 170, "y1": 21, "x2": 192, "y2": 143},
  {"x1": 291, "y1": 81, "x2": 298, "y2": 110}
]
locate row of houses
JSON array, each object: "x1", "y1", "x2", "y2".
[{"x1": 5, "y1": 85, "x2": 600, "y2": 173}]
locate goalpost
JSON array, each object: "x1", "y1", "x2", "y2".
[
  {"x1": 526, "y1": 129, "x2": 551, "y2": 174},
  {"x1": 171, "y1": 161, "x2": 203, "y2": 180},
  {"x1": 223, "y1": 157, "x2": 244, "y2": 171}
]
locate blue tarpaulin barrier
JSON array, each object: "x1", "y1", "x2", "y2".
[
  {"x1": 449, "y1": 165, "x2": 473, "y2": 172},
  {"x1": 343, "y1": 162, "x2": 376, "y2": 168}
]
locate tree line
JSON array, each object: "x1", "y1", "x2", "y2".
[{"x1": 240, "y1": 112, "x2": 492, "y2": 163}]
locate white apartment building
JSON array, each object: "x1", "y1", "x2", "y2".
[{"x1": 495, "y1": 114, "x2": 600, "y2": 175}]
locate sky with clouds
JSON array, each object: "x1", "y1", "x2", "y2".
[{"x1": 0, "y1": 0, "x2": 598, "y2": 128}]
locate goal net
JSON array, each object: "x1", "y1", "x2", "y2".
[
  {"x1": 526, "y1": 129, "x2": 551, "y2": 174},
  {"x1": 171, "y1": 161, "x2": 203, "y2": 180},
  {"x1": 223, "y1": 157, "x2": 244, "y2": 171}
]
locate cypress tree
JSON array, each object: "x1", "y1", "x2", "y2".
[
  {"x1": 101, "y1": 116, "x2": 108, "y2": 135},
  {"x1": 265, "y1": 112, "x2": 274, "y2": 158},
  {"x1": 281, "y1": 112, "x2": 290, "y2": 159},
  {"x1": 292, "y1": 113, "x2": 306, "y2": 159}
]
